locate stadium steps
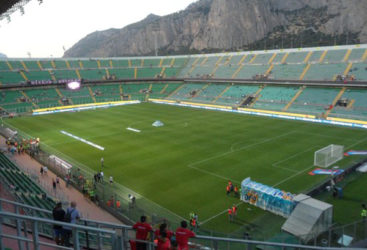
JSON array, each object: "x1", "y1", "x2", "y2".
[
  {"x1": 238, "y1": 54, "x2": 248, "y2": 65},
  {"x1": 19, "y1": 71, "x2": 28, "y2": 81},
  {"x1": 264, "y1": 64, "x2": 274, "y2": 76},
  {"x1": 140, "y1": 59, "x2": 144, "y2": 67},
  {"x1": 51, "y1": 61, "x2": 56, "y2": 69},
  {"x1": 88, "y1": 87, "x2": 97, "y2": 103},
  {"x1": 304, "y1": 51, "x2": 313, "y2": 63},
  {"x1": 319, "y1": 50, "x2": 328, "y2": 63},
  {"x1": 212, "y1": 84, "x2": 231, "y2": 103},
  {"x1": 343, "y1": 49, "x2": 352, "y2": 62},
  {"x1": 223, "y1": 55, "x2": 233, "y2": 65},
  {"x1": 200, "y1": 56, "x2": 208, "y2": 66},
  {"x1": 347, "y1": 99, "x2": 355, "y2": 109},
  {"x1": 48, "y1": 70, "x2": 57, "y2": 81},
  {"x1": 75, "y1": 69, "x2": 81, "y2": 80},
  {"x1": 190, "y1": 83, "x2": 210, "y2": 99},
  {"x1": 65, "y1": 60, "x2": 71, "y2": 69},
  {"x1": 109, "y1": 60, "x2": 114, "y2": 68},
  {"x1": 160, "y1": 84, "x2": 168, "y2": 94},
  {"x1": 283, "y1": 86, "x2": 305, "y2": 111},
  {"x1": 249, "y1": 85, "x2": 264, "y2": 107},
  {"x1": 97, "y1": 60, "x2": 101, "y2": 69},
  {"x1": 160, "y1": 67, "x2": 166, "y2": 77},
  {"x1": 134, "y1": 67, "x2": 137, "y2": 79},
  {"x1": 343, "y1": 62, "x2": 353, "y2": 76},
  {"x1": 6, "y1": 61, "x2": 13, "y2": 70},
  {"x1": 55, "y1": 88, "x2": 63, "y2": 98},
  {"x1": 211, "y1": 65, "x2": 220, "y2": 75},
  {"x1": 128, "y1": 59, "x2": 132, "y2": 67},
  {"x1": 20, "y1": 91, "x2": 39, "y2": 109},
  {"x1": 21, "y1": 61, "x2": 28, "y2": 71},
  {"x1": 267, "y1": 53, "x2": 277, "y2": 64},
  {"x1": 324, "y1": 87, "x2": 346, "y2": 117},
  {"x1": 105, "y1": 68, "x2": 110, "y2": 79},
  {"x1": 362, "y1": 49, "x2": 367, "y2": 62},
  {"x1": 299, "y1": 64, "x2": 311, "y2": 80},
  {"x1": 158, "y1": 58, "x2": 163, "y2": 67},
  {"x1": 249, "y1": 54, "x2": 257, "y2": 63},
  {"x1": 231, "y1": 65, "x2": 244, "y2": 78},
  {"x1": 281, "y1": 53, "x2": 289, "y2": 64},
  {"x1": 186, "y1": 57, "x2": 201, "y2": 76},
  {"x1": 169, "y1": 58, "x2": 175, "y2": 67},
  {"x1": 215, "y1": 56, "x2": 224, "y2": 66},
  {"x1": 119, "y1": 84, "x2": 123, "y2": 100},
  {"x1": 37, "y1": 61, "x2": 43, "y2": 70}
]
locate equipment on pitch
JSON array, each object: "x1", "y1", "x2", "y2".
[{"x1": 314, "y1": 144, "x2": 344, "y2": 168}]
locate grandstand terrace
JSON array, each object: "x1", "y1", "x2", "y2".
[{"x1": 1, "y1": 44, "x2": 367, "y2": 250}]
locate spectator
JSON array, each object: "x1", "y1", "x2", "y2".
[
  {"x1": 63, "y1": 201, "x2": 80, "y2": 247},
  {"x1": 133, "y1": 215, "x2": 152, "y2": 250},
  {"x1": 40, "y1": 166, "x2": 44, "y2": 175},
  {"x1": 157, "y1": 231, "x2": 171, "y2": 250},
  {"x1": 109, "y1": 176, "x2": 113, "y2": 184},
  {"x1": 176, "y1": 220, "x2": 195, "y2": 250},
  {"x1": 52, "y1": 179, "x2": 57, "y2": 192},
  {"x1": 155, "y1": 223, "x2": 173, "y2": 243},
  {"x1": 52, "y1": 202, "x2": 65, "y2": 246}
]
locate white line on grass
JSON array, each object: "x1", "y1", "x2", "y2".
[
  {"x1": 60, "y1": 130, "x2": 104, "y2": 151},
  {"x1": 200, "y1": 201, "x2": 243, "y2": 225},
  {"x1": 190, "y1": 131, "x2": 297, "y2": 168},
  {"x1": 126, "y1": 127, "x2": 141, "y2": 133}
]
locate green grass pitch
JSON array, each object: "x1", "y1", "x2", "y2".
[{"x1": 5, "y1": 102, "x2": 367, "y2": 234}]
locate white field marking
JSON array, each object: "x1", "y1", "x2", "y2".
[
  {"x1": 186, "y1": 131, "x2": 296, "y2": 182},
  {"x1": 3, "y1": 122, "x2": 186, "y2": 221},
  {"x1": 272, "y1": 136, "x2": 367, "y2": 188},
  {"x1": 126, "y1": 127, "x2": 141, "y2": 133},
  {"x1": 200, "y1": 201, "x2": 243, "y2": 225},
  {"x1": 60, "y1": 131, "x2": 104, "y2": 151},
  {"x1": 189, "y1": 131, "x2": 296, "y2": 168},
  {"x1": 272, "y1": 146, "x2": 319, "y2": 167},
  {"x1": 48, "y1": 131, "x2": 123, "y2": 147},
  {"x1": 186, "y1": 164, "x2": 241, "y2": 183}
]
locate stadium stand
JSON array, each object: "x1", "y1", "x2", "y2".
[
  {"x1": 192, "y1": 83, "x2": 227, "y2": 103},
  {"x1": 0, "y1": 71, "x2": 25, "y2": 85},
  {"x1": 91, "y1": 84, "x2": 121, "y2": 102},
  {"x1": 253, "y1": 86, "x2": 299, "y2": 111},
  {"x1": 216, "y1": 85, "x2": 260, "y2": 106},
  {"x1": 285, "y1": 51, "x2": 308, "y2": 63}
]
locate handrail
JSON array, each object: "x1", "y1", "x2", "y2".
[
  {"x1": 0, "y1": 211, "x2": 116, "y2": 234},
  {"x1": 195, "y1": 235, "x2": 364, "y2": 250}
]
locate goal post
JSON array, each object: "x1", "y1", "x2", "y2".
[{"x1": 314, "y1": 144, "x2": 344, "y2": 168}]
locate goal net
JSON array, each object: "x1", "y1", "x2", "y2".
[{"x1": 314, "y1": 144, "x2": 344, "y2": 168}]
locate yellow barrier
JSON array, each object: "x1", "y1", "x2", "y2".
[
  {"x1": 238, "y1": 107, "x2": 316, "y2": 119},
  {"x1": 327, "y1": 117, "x2": 367, "y2": 125},
  {"x1": 33, "y1": 100, "x2": 138, "y2": 113}
]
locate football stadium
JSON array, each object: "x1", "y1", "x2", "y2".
[{"x1": 1, "y1": 0, "x2": 367, "y2": 249}]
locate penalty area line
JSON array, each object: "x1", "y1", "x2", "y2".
[{"x1": 60, "y1": 130, "x2": 104, "y2": 151}]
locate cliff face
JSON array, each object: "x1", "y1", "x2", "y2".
[{"x1": 64, "y1": 0, "x2": 367, "y2": 57}]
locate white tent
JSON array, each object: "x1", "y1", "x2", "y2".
[{"x1": 282, "y1": 194, "x2": 333, "y2": 242}]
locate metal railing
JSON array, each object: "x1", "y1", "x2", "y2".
[{"x1": 1, "y1": 198, "x2": 365, "y2": 250}]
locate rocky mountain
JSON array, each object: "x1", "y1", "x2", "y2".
[{"x1": 64, "y1": 0, "x2": 367, "y2": 57}]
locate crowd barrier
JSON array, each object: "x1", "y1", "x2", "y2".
[
  {"x1": 32, "y1": 100, "x2": 140, "y2": 115},
  {"x1": 149, "y1": 99, "x2": 367, "y2": 129}
]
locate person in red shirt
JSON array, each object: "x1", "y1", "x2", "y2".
[
  {"x1": 228, "y1": 208, "x2": 233, "y2": 222},
  {"x1": 175, "y1": 220, "x2": 195, "y2": 250},
  {"x1": 157, "y1": 231, "x2": 171, "y2": 250},
  {"x1": 155, "y1": 223, "x2": 174, "y2": 240},
  {"x1": 133, "y1": 216, "x2": 152, "y2": 250}
]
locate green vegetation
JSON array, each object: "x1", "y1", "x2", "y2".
[{"x1": 5, "y1": 102, "x2": 367, "y2": 235}]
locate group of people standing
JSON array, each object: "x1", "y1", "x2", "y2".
[
  {"x1": 131, "y1": 216, "x2": 196, "y2": 250},
  {"x1": 52, "y1": 201, "x2": 80, "y2": 247}
]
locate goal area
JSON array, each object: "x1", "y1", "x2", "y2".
[{"x1": 314, "y1": 144, "x2": 344, "y2": 168}]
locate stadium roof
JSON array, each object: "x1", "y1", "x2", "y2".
[{"x1": 0, "y1": 0, "x2": 34, "y2": 23}]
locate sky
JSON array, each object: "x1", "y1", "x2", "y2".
[{"x1": 0, "y1": 0, "x2": 197, "y2": 58}]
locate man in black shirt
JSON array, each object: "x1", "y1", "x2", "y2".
[{"x1": 52, "y1": 202, "x2": 65, "y2": 245}]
